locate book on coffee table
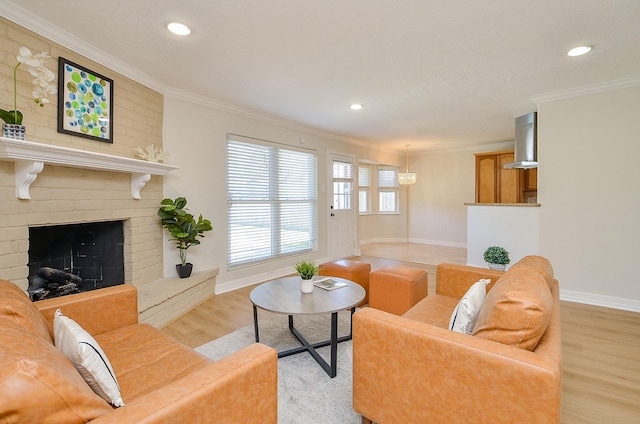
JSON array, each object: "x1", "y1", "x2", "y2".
[{"x1": 313, "y1": 277, "x2": 347, "y2": 291}]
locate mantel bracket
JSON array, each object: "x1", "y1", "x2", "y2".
[
  {"x1": 131, "y1": 173, "x2": 152, "y2": 200},
  {"x1": 15, "y1": 160, "x2": 44, "y2": 200}
]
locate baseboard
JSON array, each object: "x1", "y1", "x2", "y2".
[
  {"x1": 215, "y1": 268, "x2": 292, "y2": 294},
  {"x1": 560, "y1": 289, "x2": 640, "y2": 313},
  {"x1": 407, "y1": 238, "x2": 467, "y2": 249},
  {"x1": 359, "y1": 238, "x2": 466, "y2": 248},
  {"x1": 215, "y1": 255, "x2": 332, "y2": 295},
  {"x1": 359, "y1": 237, "x2": 408, "y2": 245}
]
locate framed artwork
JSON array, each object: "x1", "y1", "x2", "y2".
[{"x1": 57, "y1": 57, "x2": 114, "y2": 143}]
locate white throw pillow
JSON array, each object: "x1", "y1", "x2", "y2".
[
  {"x1": 53, "y1": 309, "x2": 124, "y2": 407},
  {"x1": 448, "y1": 279, "x2": 491, "y2": 334}
]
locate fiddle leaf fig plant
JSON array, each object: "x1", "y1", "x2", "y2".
[{"x1": 157, "y1": 197, "x2": 212, "y2": 266}]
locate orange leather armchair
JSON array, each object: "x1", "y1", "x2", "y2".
[
  {"x1": 1, "y1": 280, "x2": 278, "y2": 423},
  {"x1": 353, "y1": 258, "x2": 562, "y2": 423}
]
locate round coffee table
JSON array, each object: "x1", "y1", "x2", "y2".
[{"x1": 250, "y1": 276, "x2": 365, "y2": 378}]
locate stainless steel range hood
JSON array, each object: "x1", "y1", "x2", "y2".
[{"x1": 503, "y1": 112, "x2": 538, "y2": 169}]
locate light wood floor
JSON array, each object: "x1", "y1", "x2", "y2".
[{"x1": 160, "y1": 243, "x2": 640, "y2": 423}]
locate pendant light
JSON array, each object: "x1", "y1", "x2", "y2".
[{"x1": 398, "y1": 145, "x2": 417, "y2": 185}]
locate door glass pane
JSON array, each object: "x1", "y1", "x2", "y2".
[{"x1": 333, "y1": 182, "x2": 352, "y2": 210}]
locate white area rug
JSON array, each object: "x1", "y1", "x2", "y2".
[{"x1": 196, "y1": 310, "x2": 360, "y2": 424}]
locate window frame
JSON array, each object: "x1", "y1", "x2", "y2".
[
  {"x1": 377, "y1": 165, "x2": 400, "y2": 214},
  {"x1": 226, "y1": 134, "x2": 318, "y2": 270},
  {"x1": 358, "y1": 165, "x2": 371, "y2": 215}
]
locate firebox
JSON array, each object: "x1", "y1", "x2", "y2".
[{"x1": 28, "y1": 220, "x2": 125, "y2": 298}]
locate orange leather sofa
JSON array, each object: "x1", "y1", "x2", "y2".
[
  {"x1": 353, "y1": 256, "x2": 562, "y2": 423},
  {"x1": 0, "y1": 279, "x2": 278, "y2": 423}
]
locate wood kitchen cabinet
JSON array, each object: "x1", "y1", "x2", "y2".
[{"x1": 474, "y1": 151, "x2": 537, "y2": 203}]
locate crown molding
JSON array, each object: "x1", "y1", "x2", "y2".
[
  {"x1": 531, "y1": 75, "x2": 640, "y2": 104},
  {"x1": 417, "y1": 140, "x2": 513, "y2": 156},
  {"x1": 163, "y1": 86, "x2": 376, "y2": 149},
  {"x1": 1, "y1": 1, "x2": 167, "y2": 94}
]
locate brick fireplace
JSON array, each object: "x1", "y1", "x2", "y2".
[
  {"x1": 0, "y1": 154, "x2": 165, "y2": 291},
  {"x1": 0, "y1": 138, "x2": 218, "y2": 327}
]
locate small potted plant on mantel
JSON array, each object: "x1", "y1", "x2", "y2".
[
  {"x1": 483, "y1": 246, "x2": 510, "y2": 271},
  {"x1": 295, "y1": 260, "x2": 319, "y2": 293},
  {"x1": 157, "y1": 197, "x2": 213, "y2": 278}
]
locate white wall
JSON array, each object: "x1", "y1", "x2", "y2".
[
  {"x1": 407, "y1": 150, "x2": 475, "y2": 247},
  {"x1": 162, "y1": 96, "x2": 403, "y2": 292},
  {"x1": 538, "y1": 84, "x2": 640, "y2": 310},
  {"x1": 407, "y1": 144, "x2": 511, "y2": 248}
]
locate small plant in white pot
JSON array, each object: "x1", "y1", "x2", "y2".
[
  {"x1": 483, "y1": 246, "x2": 510, "y2": 271},
  {"x1": 295, "y1": 260, "x2": 318, "y2": 293}
]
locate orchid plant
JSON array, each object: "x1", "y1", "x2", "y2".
[{"x1": 0, "y1": 47, "x2": 57, "y2": 126}]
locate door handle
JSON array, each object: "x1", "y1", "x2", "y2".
[{"x1": 330, "y1": 213, "x2": 335, "y2": 217}]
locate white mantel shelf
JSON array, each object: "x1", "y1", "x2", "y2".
[{"x1": 0, "y1": 137, "x2": 178, "y2": 200}]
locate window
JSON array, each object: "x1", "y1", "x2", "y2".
[
  {"x1": 358, "y1": 165, "x2": 370, "y2": 214},
  {"x1": 227, "y1": 135, "x2": 317, "y2": 268},
  {"x1": 378, "y1": 166, "x2": 399, "y2": 213}
]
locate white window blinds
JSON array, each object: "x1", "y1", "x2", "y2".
[
  {"x1": 227, "y1": 135, "x2": 318, "y2": 268},
  {"x1": 378, "y1": 166, "x2": 399, "y2": 213}
]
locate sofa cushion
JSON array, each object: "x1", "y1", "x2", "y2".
[
  {"x1": 0, "y1": 279, "x2": 52, "y2": 343},
  {"x1": 472, "y1": 267, "x2": 553, "y2": 351},
  {"x1": 508, "y1": 255, "x2": 554, "y2": 287},
  {"x1": 448, "y1": 279, "x2": 491, "y2": 334},
  {"x1": 54, "y1": 309, "x2": 124, "y2": 407},
  {"x1": 0, "y1": 322, "x2": 112, "y2": 423},
  {"x1": 95, "y1": 323, "x2": 211, "y2": 402},
  {"x1": 402, "y1": 294, "x2": 460, "y2": 328}
]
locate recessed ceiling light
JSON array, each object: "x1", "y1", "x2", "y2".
[
  {"x1": 167, "y1": 22, "x2": 191, "y2": 36},
  {"x1": 350, "y1": 103, "x2": 363, "y2": 110},
  {"x1": 567, "y1": 46, "x2": 592, "y2": 57}
]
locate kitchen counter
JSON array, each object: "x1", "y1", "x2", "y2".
[{"x1": 465, "y1": 203, "x2": 541, "y2": 207}]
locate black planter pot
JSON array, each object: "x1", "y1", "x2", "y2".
[{"x1": 176, "y1": 263, "x2": 193, "y2": 278}]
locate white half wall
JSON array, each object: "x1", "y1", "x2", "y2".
[{"x1": 466, "y1": 205, "x2": 539, "y2": 269}]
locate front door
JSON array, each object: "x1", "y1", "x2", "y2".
[{"x1": 327, "y1": 153, "x2": 356, "y2": 259}]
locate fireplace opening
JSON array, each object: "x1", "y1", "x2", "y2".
[{"x1": 28, "y1": 221, "x2": 125, "y2": 300}]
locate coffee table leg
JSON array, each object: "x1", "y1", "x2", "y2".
[
  {"x1": 349, "y1": 307, "x2": 356, "y2": 338},
  {"x1": 253, "y1": 305, "x2": 260, "y2": 342},
  {"x1": 330, "y1": 311, "x2": 338, "y2": 378}
]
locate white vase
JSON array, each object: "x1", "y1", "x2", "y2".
[
  {"x1": 488, "y1": 263, "x2": 506, "y2": 271},
  {"x1": 2, "y1": 123, "x2": 26, "y2": 140},
  {"x1": 300, "y1": 278, "x2": 314, "y2": 293}
]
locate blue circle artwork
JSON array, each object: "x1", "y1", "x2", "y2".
[{"x1": 62, "y1": 63, "x2": 110, "y2": 139}]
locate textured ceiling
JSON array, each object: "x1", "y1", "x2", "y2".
[{"x1": 3, "y1": 0, "x2": 640, "y2": 153}]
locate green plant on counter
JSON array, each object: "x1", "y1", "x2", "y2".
[
  {"x1": 483, "y1": 246, "x2": 510, "y2": 265},
  {"x1": 295, "y1": 260, "x2": 319, "y2": 280}
]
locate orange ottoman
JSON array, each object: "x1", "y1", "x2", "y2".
[
  {"x1": 369, "y1": 266, "x2": 428, "y2": 315},
  {"x1": 319, "y1": 259, "x2": 371, "y2": 306}
]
